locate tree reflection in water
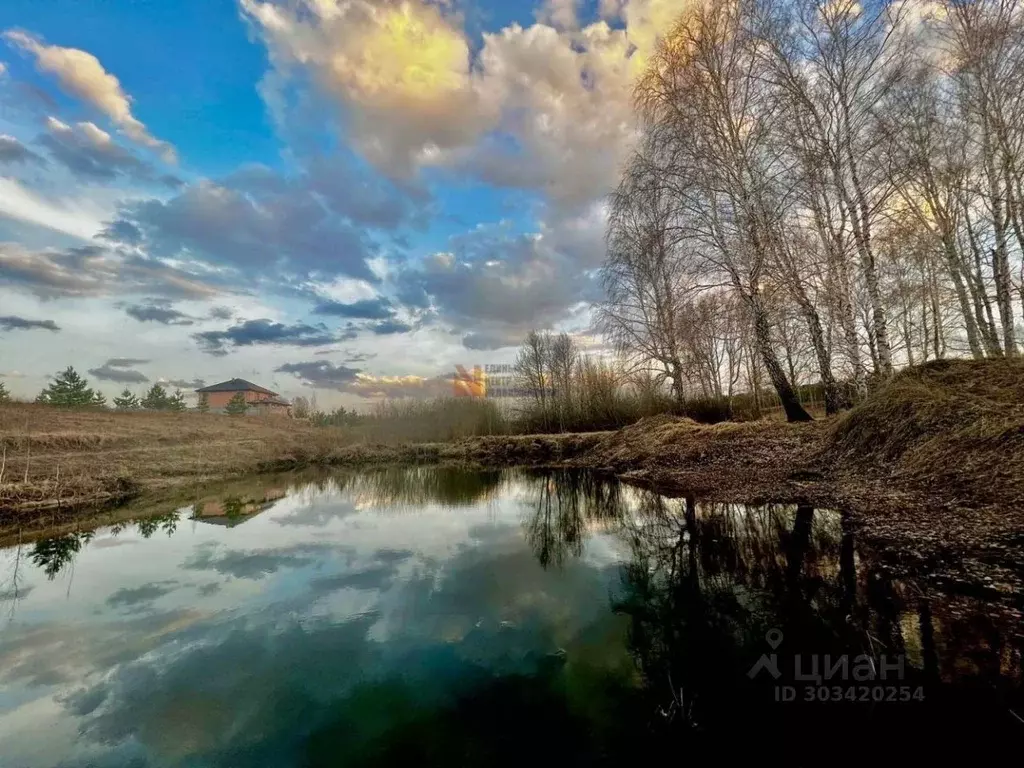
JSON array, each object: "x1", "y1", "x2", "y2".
[
  {"x1": 521, "y1": 470, "x2": 624, "y2": 569},
  {"x1": 29, "y1": 530, "x2": 94, "y2": 580},
  {"x1": 520, "y1": 471, "x2": 1023, "y2": 753},
  {"x1": 12, "y1": 467, "x2": 1023, "y2": 759}
]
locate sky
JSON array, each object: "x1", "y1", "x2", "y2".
[{"x1": 0, "y1": 0, "x2": 680, "y2": 407}]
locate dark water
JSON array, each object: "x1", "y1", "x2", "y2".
[{"x1": 0, "y1": 468, "x2": 1021, "y2": 765}]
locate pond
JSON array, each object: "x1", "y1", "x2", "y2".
[{"x1": 0, "y1": 468, "x2": 1020, "y2": 765}]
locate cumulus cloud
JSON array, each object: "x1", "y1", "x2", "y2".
[
  {"x1": 35, "y1": 117, "x2": 176, "y2": 185},
  {"x1": 124, "y1": 298, "x2": 194, "y2": 325},
  {"x1": 0, "y1": 134, "x2": 45, "y2": 166},
  {"x1": 394, "y1": 222, "x2": 597, "y2": 350},
  {"x1": 0, "y1": 242, "x2": 221, "y2": 299},
  {"x1": 105, "y1": 581, "x2": 179, "y2": 610},
  {"x1": 97, "y1": 218, "x2": 142, "y2": 245},
  {"x1": 537, "y1": 0, "x2": 583, "y2": 29},
  {"x1": 194, "y1": 318, "x2": 344, "y2": 355},
  {"x1": 275, "y1": 359, "x2": 450, "y2": 399},
  {"x1": 242, "y1": 0, "x2": 486, "y2": 178},
  {"x1": 370, "y1": 319, "x2": 413, "y2": 335},
  {"x1": 3, "y1": 30, "x2": 176, "y2": 162},
  {"x1": 163, "y1": 377, "x2": 206, "y2": 389},
  {"x1": 239, "y1": 0, "x2": 685, "y2": 212},
  {"x1": 0, "y1": 314, "x2": 60, "y2": 332},
  {"x1": 104, "y1": 168, "x2": 400, "y2": 282},
  {"x1": 183, "y1": 541, "x2": 335, "y2": 580},
  {"x1": 311, "y1": 348, "x2": 375, "y2": 362},
  {"x1": 460, "y1": 328, "x2": 528, "y2": 351},
  {"x1": 312, "y1": 297, "x2": 395, "y2": 320},
  {"x1": 347, "y1": 373, "x2": 451, "y2": 399},
  {"x1": 88, "y1": 359, "x2": 150, "y2": 383},
  {"x1": 274, "y1": 360, "x2": 361, "y2": 390}
]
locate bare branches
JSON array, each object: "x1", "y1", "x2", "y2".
[{"x1": 598, "y1": 0, "x2": 1023, "y2": 414}]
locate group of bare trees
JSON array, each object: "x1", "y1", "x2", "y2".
[
  {"x1": 513, "y1": 331, "x2": 667, "y2": 430},
  {"x1": 600, "y1": 0, "x2": 1024, "y2": 421}
]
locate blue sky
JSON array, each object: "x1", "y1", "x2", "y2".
[{"x1": 0, "y1": 0, "x2": 671, "y2": 406}]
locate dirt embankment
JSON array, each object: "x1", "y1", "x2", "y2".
[
  {"x1": 2, "y1": 359, "x2": 1022, "y2": 594},
  {"x1": 571, "y1": 359, "x2": 1024, "y2": 597}
]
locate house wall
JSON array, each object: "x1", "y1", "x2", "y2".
[
  {"x1": 252, "y1": 402, "x2": 292, "y2": 418},
  {"x1": 204, "y1": 390, "x2": 270, "y2": 409}
]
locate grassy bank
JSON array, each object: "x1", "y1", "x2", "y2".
[
  {"x1": 0, "y1": 403, "x2": 608, "y2": 512},
  {"x1": 2, "y1": 359, "x2": 1022, "y2": 595},
  {"x1": 0, "y1": 406, "x2": 339, "y2": 511}
]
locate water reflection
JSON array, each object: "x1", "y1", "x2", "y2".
[
  {"x1": 0, "y1": 467, "x2": 1021, "y2": 765},
  {"x1": 521, "y1": 470, "x2": 624, "y2": 568},
  {"x1": 30, "y1": 530, "x2": 94, "y2": 580},
  {"x1": 518, "y1": 476, "x2": 1023, "y2": 750}
]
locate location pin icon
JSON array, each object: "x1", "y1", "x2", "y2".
[{"x1": 766, "y1": 629, "x2": 783, "y2": 649}]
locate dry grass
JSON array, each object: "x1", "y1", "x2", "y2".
[
  {"x1": 0, "y1": 404, "x2": 348, "y2": 511},
  {"x1": 4, "y1": 360, "x2": 1024, "y2": 597},
  {"x1": 0, "y1": 403, "x2": 606, "y2": 514},
  {"x1": 828, "y1": 358, "x2": 1024, "y2": 506},
  {"x1": 568, "y1": 413, "x2": 826, "y2": 501}
]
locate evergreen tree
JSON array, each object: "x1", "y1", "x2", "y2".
[
  {"x1": 292, "y1": 395, "x2": 311, "y2": 419},
  {"x1": 225, "y1": 391, "x2": 249, "y2": 416},
  {"x1": 113, "y1": 389, "x2": 140, "y2": 411},
  {"x1": 196, "y1": 392, "x2": 210, "y2": 413},
  {"x1": 141, "y1": 384, "x2": 171, "y2": 411},
  {"x1": 36, "y1": 367, "x2": 96, "y2": 408},
  {"x1": 169, "y1": 389, "x2": 187, "y2": 412},
  {"x1": 91, "y1": 391, "x2": 107, "y2": 409},
  {"x1": 0, "y1": 381, "x2": 10, "y2": 403}
]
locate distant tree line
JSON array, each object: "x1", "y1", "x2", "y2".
[
  {"x1": 112, "y1": 381, "x2": 188, "y2": 412},
  {"x1": 291, "y1": 395, "x2": 363, "y2": 426},
  {"x1": 0, "y1": 366, "x2": 193, "y2": 411},
  {"x1": 1, "y1": 368, "x2": 299, "y2": 419}
]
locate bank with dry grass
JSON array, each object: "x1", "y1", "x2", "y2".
[{"x1": 2, "y1": 359, "x2": 1023, "y2": 593}]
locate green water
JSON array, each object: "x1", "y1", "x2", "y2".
[{"x1": 0, "y1": 468, "x2": 1020, "y2": 765}]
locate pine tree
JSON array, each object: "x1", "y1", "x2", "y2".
[
  {"x1": 0, "y1": 381, "x2": 10, "y2": 403},
  {"x1": 169, "y1": 389, "x2": 187, "y2": 412},
  {"x1": 225, "y1": 391, "x2": 249, "y2": 416},
  {"x1": 113, "y1": 389, "x2": 140, "y2": 411},
  {"x1": 141, "y1": 384, "x2": 171, "y2": 411},
  {"x1": 91, "y1": 391, "x2": 107, "y2": 409},
  {"x1": 37, "y1": 367, "x2": 96, "y2": 408},
  {"x1": 196, "y1": 392, "x2": 210, "y2": 413}
]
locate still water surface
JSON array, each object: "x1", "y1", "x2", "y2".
[{"x1": 0, "y1": 468, "x2": 1021, "y2": 765}]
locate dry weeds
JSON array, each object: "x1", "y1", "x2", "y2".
[{"x1": 3, "y1": 360, "x2": 1023, "y2": 599}]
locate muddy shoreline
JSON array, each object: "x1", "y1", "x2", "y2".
[{"x1": 2, "y1": 419, "x2": 1022, "y2": 608}]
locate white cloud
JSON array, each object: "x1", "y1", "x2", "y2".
[
  {"x1": 77, "y1": 120, "x2": 113, "y2": 147},
  {"x1": 0, "y1": 242, "x2": 221, "y2": 299},
  {"x1": 0, "y1": 177, "x2": 109, "y2": 240},
  {"x1": 537, "y1": 0, "x2": 582, "y2": 30},
  {"x1": 239, "y1": 0, "x2": 690, "y2": 211},
  {"x1": 3, "y1": 30, "x2": 176, "y2": 163},
  {"x1": 241, "y1": 0, "x2": 486, "y2": 177}
]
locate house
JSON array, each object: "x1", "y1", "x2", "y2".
[
  {"x1": 193, "y1": 489, "x2": 287, "y2": 527},
  {"x1": 195, "y1": 379, "x2": 292, "y2": 416}
]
